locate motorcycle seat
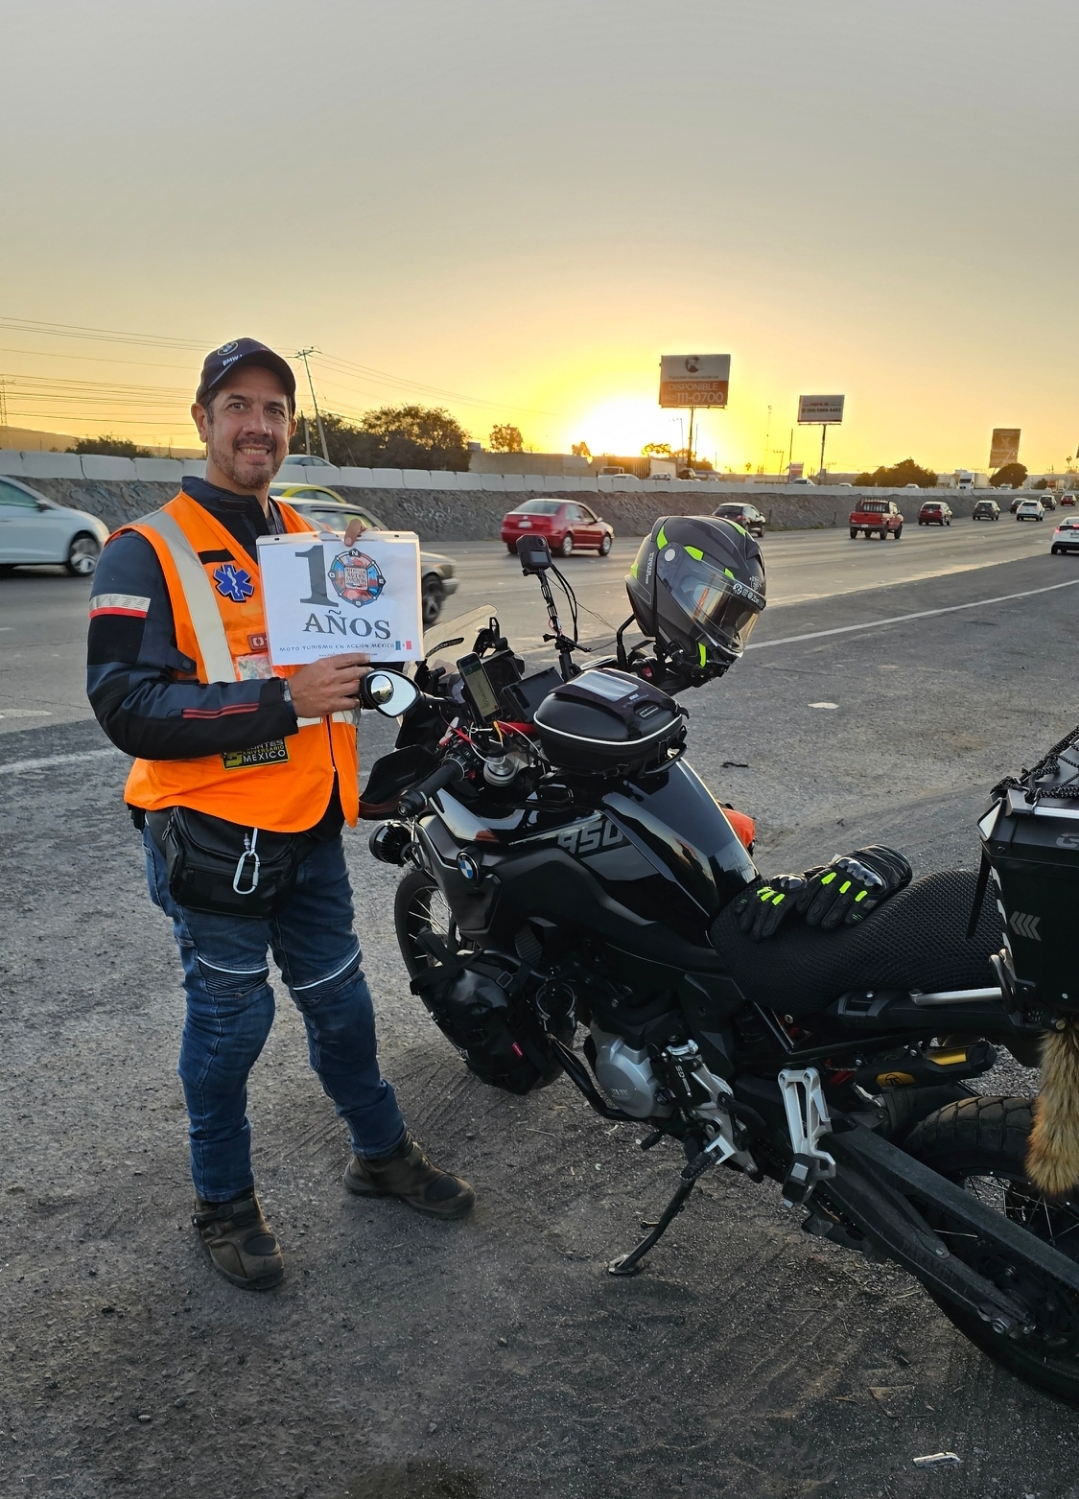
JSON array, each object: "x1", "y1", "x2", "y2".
[{"x1": 708, "y1": 869, "x2": 1002, "y2": 1017}]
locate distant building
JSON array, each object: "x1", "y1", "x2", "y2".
[{"x1": 468, "y1": 449, "x2": 591, "y2": 476}]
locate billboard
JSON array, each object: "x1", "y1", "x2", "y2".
[
  {"x1": 659, "y1": 354, "x2": 730, "y2": 408},
  {"x1": 788, "y1": 462, "x2": 804, "y2": 478},
  {"x1": 989, "y1": 428, "x2": 1021, "y2": 469},
  {"x1": 798, "y1": 395, "x2": 845, "y2": 424}
]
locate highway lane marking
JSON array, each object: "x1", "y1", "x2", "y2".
[
  {"x1": 0, "y1": 747, "x2": 123, "y2": 776},
  {"x1": 748, "y1": 576, "x2": 1079, "y2": 651}
]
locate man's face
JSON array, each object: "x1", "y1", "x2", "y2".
[{"x1": 192, "y1": 364, "x2": 295, "y2": 492}]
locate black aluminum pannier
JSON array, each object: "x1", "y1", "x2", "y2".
[{"x1": 979, "y1": 728, "x2": 1079, "y2": 1013}]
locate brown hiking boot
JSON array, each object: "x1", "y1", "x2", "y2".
[
  {"x1": 192, "y1": 1191, "x2": 284, "y2": 1290},
  {"x1": 344, "y1": 1133, "x2": 475, "y2": 1220}
]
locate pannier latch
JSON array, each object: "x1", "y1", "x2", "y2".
[{"x1": 778, "y1": 1067, "x2": 836, "y2": 1207}]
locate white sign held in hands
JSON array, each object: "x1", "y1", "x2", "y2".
[{"x1": 256, "y1": 531, "x2": 423, "y2": 665}]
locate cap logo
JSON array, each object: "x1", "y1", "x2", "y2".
[{"x1": 217, "y1": 341, "x2": 239, "y2": 355}]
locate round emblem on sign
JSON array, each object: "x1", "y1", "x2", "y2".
[{"x1": 329, "y1": 548, "x2": 385, "y2": 606}]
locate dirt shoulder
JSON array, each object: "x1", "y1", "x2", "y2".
[{"x1": 2, "y1": 565, "x2": 1077, "y2": 1499}]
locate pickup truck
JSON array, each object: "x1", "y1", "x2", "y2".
[{"x1": 849, "y1": 498, "x2": 904, "y2": 540}]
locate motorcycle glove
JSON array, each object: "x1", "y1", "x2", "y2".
[
  {"x1": 733, "y1": 874, "x2": 811, "y2": 942},
  {"x1": 796, "y1": 844, "x2": 912, "y2": 931}
]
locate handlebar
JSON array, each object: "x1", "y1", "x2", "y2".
[{"x1": 398, "y1": 757, "x2": 466, "y2": 817}]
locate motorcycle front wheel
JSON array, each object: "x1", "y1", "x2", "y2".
[
  {"x1": 394, "y1": 868, "x2": 472, "y2": 978},
  {"x1": 905, "y1": 1096, "x2": 1079, "y2": 1404}
]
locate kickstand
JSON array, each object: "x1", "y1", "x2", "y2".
[{"x1": 607, "y1": 1145, "x2": 717, "y2": 1277}]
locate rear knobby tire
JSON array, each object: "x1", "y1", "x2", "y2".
[{"x1": 905, "y1": 1096, "x2": 1079, "y2": 1405}]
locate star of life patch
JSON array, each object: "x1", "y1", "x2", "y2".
[{"x1": 222, "y1": 740, "x2": 290, "y2": 770}]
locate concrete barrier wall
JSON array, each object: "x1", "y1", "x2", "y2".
[{"x1": 15, "y1": 475, "x2": 1001, "y2": 545}]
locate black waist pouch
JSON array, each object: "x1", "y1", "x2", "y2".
[{"x1": 147, "y1": 807, "x2": 313, "y2": 919}]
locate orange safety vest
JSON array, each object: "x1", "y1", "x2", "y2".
[{"x1": 121, "y1": 492, "x2": 359, "y2": 831}]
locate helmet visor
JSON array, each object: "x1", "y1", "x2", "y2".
[{"x1": 657, "y1": 547, "x2": 765, "y2": 656}]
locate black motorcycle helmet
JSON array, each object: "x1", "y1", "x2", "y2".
[{"x1": 625, "y1": 515, "x2": 766, "y2": 666}]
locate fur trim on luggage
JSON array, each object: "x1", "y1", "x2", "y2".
[{"x1": 1026, "y1": 1019, "x2": 1079, "y2": 1198}]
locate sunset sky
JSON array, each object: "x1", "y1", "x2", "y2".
[{"x1": 4, "y1": 0, "x2": 1078, "y2": 472}]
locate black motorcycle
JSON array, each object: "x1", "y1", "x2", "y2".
[{"x1": 357, "y1": 536, "x2": 1079, "y2": 1405}]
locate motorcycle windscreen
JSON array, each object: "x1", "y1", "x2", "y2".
[{"x1": 422, "y1": 604, "x2": 500, "y2": 663}]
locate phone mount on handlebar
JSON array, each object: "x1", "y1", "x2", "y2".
[{"x1": 515, "y1": 536, "x2": 586, "y2": 682}]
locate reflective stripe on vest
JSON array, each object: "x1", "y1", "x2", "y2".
[
  {"x1": 136, "y1": 509, "x2": 237, "y2": 683},
  {"x1": 134, "y1": 507, "x2": 352, "y2": 726}
]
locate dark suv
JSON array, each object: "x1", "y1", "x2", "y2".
[
  {"x1": 972, "y1": 499, "x2": 1000, "y2": 521},
  {"x1": 713, "y1": 502, "x2": 766, "y2": 538}
]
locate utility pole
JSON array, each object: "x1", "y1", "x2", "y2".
[
  {"x1": 294, "y1": 349, "x2": 329, "y2": 462},
  {"x1": 686, "y1": 407, "x2": 696, "y2": 472},
  {"x1": 0, "y1": 379, "x2": 9, "y2": 429}
]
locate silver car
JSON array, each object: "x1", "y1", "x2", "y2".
[{"x1": 0, "y1": 477, "x2": 110, "y2": 575}]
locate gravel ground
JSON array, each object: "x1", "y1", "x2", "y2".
[{"x1": 2, "y1": 552, "x2": 1078, "y2": 1499}]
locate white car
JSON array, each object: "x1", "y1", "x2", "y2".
[
  {"x1": 1016, "y1": 498, "x2": 1046, "y2": 522},
  {"x1": 0, "y1": 477, "x2": 110, "y2": 575},
  {"x1": 1051, "y1": 518, "x2": 1079, "y2": 555}
]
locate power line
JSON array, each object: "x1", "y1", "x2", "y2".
[{"x1": 0, "y1": 314, "x2": 552, "y2": 418}]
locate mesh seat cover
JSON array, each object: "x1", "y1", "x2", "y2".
[{"x1": 709, "y1": 870, "x2": 1002, "y2": 1016}]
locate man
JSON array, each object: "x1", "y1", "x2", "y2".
[{"x1": 87, "y1": 339, "x2": 474, "y2": 1292}]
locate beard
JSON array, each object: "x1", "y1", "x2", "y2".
[{"x1": 210, "y1": 433, "x2": 283, "y2": 491}]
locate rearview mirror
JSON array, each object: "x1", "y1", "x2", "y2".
[{"x1": 361, "y1": 670, "x2": 421, "y2": 717}]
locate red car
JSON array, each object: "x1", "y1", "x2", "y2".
[
  {"x1": 501, "y1": 499, "x2": 614, "y2": 558},
  {"x1": 918, "y1": 501, "x2": 953, "y2": 527}
]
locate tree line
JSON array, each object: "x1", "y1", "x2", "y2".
[{"x1": 292, "y1": 410, "x2": 535, "y2": 470}]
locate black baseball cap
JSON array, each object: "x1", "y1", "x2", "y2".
[{"x1": 195, "y1": 338, "x2": 297, "y2": 411}]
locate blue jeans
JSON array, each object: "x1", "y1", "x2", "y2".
[{"x1": 144, "y1": 829, "x2": 406, "y2": 1203}]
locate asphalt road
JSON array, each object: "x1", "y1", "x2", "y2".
[
  {"x1": 0, "y1": 517, "x2": 1059, "y2": 734},
  {"x1": 4, "y1": 534, "x2": 1079, "y2": 1499}
]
